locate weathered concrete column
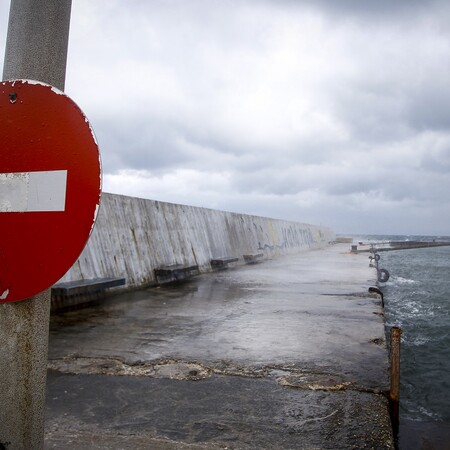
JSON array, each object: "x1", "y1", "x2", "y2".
[
  {"x1": 0, "y1": 292, "x2": 51, "y2": 450},
  {"x1": 3, "y1": 0, "x2": 72, "y2": 90},
  {"x1": 1, "y1": 1, "x2": 72, "y2": 448}
]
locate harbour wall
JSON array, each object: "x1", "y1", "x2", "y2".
[{"x1": 58, "y1": 192, "x2": 335, "y2": 288}]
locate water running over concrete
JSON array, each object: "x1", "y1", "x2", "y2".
[{"x1": 46, "y1": 244, "x2": 394, "y2": 449}]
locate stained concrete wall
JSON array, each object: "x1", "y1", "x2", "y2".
[{"x1": 59, "y1": 192, "x2": 335, "y2": 288}]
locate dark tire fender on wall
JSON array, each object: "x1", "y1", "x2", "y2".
[{"x1": 378, "y1": 268, "x2": 390, "y2": 283}]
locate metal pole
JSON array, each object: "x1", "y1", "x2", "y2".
[
  {"x1": 3, "y1": 0, "x2": 72, "y2": 90},
  {"x1": 389, "y1": 326, "x2": 402, "y2": 436},
  {"x1": 1, "y1": 1, "x2": 72, "y2": 448}
]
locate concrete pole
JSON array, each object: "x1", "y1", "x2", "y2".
[
  {"x1": 1, "y1": 1, "x2": 72, "y2": 448},
  {"x1": 3, "y1": 0, "x2": 72, "y2": 90}
]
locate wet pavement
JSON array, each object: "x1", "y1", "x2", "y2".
[{"x1": 45, "y1": 244, "x2": 394, "y2": 449}]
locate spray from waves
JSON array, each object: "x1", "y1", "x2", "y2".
[
  {"x1": 388, "y1": 276, "x2": 417, "y2": 285},
  {"x1": 377, "y1": 242, "x2": 450, "y2": 424}
]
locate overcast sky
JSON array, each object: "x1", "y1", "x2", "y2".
[{"x1": 2, "y1": 0, "x2": 450, "y2": 236}]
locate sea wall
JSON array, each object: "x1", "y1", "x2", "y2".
[{"x1": 58, "y1": 192, "x2": 335, "y2": 288}]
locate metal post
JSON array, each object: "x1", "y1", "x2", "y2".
[
  {"x1": 1, "y1": 1, "x2": 72, "y2": 448},
  {"x1": 389, "y1": 326, "x2": 402, "y2": 436},
  {"x1": 3, "y1": 0, "x2": 72, "y2": 90}
]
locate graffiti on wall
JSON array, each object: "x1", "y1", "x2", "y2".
[{"x1": 257, "y1": 225, "x2": 315, "y2": 251}]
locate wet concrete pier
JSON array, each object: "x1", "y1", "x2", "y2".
[
  {"x1": 356, "y1": 240, "x2": 450, "y2": 253},
  {"x1": 45, "y1": 244, "x2": 394, "y2": 449}
]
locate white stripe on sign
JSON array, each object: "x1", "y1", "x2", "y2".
[{"x1": 0, "y1": 170, "x2": 67, "y2": 212}]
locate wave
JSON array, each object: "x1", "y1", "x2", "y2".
[
  {"x1": 409, "y1": 336, "x2": 431, "y2": 346},
  {"x1": 389, "y1": 275, "x2": 417, "y2": 285},
  {"x1": 380, "y1": 241, "x2": 450, "y2": 423}
]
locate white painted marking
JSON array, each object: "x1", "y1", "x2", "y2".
[
  {"x1": 0, "y1": 170, "x2": 67, "y2": 212},
  {"x1": 0, "y1": 289, "x2": 9, "y2": 300}
]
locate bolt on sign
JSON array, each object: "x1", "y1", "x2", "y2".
[{"x1": 0, "y1": 80, "x2": 102, "y2": 302}]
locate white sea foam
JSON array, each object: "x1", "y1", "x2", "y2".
[
  {"x1": 410, "y1": 336, "x2": 431, "y2": 346},
  {"x1": 416, "y1": 406, "x2": 441, "y2": 420},
  {"x1": 391, "y1": 276, "x2": 416, "y2": 285}
]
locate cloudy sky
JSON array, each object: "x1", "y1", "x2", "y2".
[{"x1": 2, "y1": 0, "x2": 450, "y2": 235}]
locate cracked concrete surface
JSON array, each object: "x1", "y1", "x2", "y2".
[{"x1": 45, "y1": 244, "x2": 394, "y2": 449}]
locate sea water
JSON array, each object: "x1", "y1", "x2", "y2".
[{"x1": 357, "y1": 235, "x2": 450, "y2": 449}]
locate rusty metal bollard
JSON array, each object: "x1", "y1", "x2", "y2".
[{"x1": 390, "y1": 326, "x2": 402, "y2": 436}]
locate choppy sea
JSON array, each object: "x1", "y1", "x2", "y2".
[{"x1": 355, "y1": 235, "x2": 450, "y2": 450}]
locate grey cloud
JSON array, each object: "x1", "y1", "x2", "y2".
[
  {"x1": 95, "y1": 119, "x2": 192, "y2": 174},
  {"x1": 299, "y1": 0, "x2": 447, "y2": 19},
  {"x1": 2, "y1": 0, "x2": 450, "y2": 234},
  {"x1": 407, "y1": 87, "x2": 450, "y2": 132},
  {"x1": 229, "y1": 164, "x2": 381, "y2": 198},
  {"x1": 380, "y1": 169, "x2": 450, "y2": 204},
  {"x1": 230, "y1": 169, "x2": 308, "y2": 196},
  {"x1": 333, "y1": 85, "x2": 412, "y2": 143},
  {"x1": 420, "y1": 149, "x2": 450, "y2": 174}
]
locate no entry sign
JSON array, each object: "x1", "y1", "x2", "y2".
[{"x1": 0, "y1": 80, "x2": 101, "y2": 302}]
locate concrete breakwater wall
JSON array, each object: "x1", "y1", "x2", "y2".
[{"x1": 58, "y1": 192, "x2": 335, "y2": 288}]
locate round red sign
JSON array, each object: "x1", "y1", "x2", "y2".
[{"x1": 0, "y1": 80, "x2": 101, "y2": 302}]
